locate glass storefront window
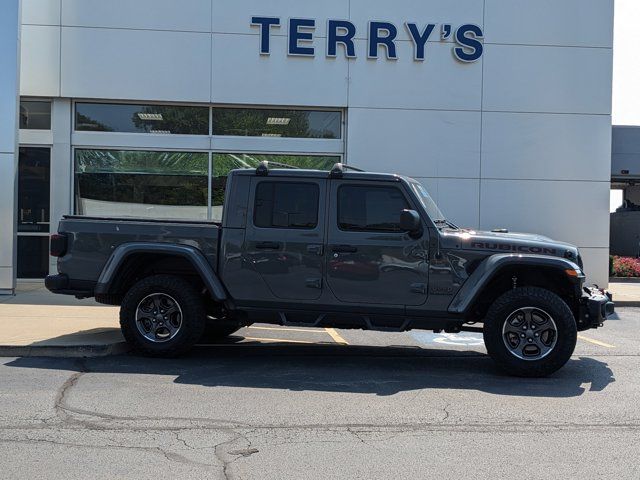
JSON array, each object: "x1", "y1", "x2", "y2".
[
  {"x1": 74, "y1": 149, "x2": 208, "y2": 220},
  {"x1": 211, "y1": 108, "x2": 342, "y2": 139},
  {"x1": 211, "y1": 153, "x2": 338, "y2": 221},
  {"x1": 18, "y1": 147, "x2": 50, "y2": 233},
  {"x1": 20, "y1": 100, "x2": 51, "y2": 130},
  {"x1": 75, "y1": 103, "x2": 209, "y2": 135}
]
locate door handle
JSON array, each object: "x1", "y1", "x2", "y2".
[
  {"x1": 307, "y1": 244, "x2": 323, "y2": 255},
  {"x1": 305, "y1": 278, "x2": 322, "y2": 289},
  {"x1": 331, "y1": 244, "x2": 358, "y2": 253},
  {"x1": 255, "y1": 241, "x2": 281, "y2": 250}
]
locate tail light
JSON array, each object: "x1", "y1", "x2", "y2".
[{"x1": 50, "y1": 233, "x2": 68, "y2": 257}]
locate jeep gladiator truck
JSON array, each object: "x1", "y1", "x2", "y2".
[{"x1": 45, "y1": 162, "x2": 614, "y2": 376}]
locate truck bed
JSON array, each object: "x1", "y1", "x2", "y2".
[{"x1": 53, "y1": 216, "x2": 221, "y2": 293}]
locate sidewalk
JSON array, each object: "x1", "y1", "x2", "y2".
[
  {"x1": 0, "y1": 282, "x2": 127, "y2": 357},
  {"x1": 608, "y1": 281, "x2": 640, "y2": 307}
]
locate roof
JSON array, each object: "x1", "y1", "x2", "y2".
[{"x1": 230, "y1": 166, "x2": 412, "y2": 184}]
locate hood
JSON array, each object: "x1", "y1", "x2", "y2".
[{"x1": 440, "y1": 228, "x2": 580, "y2": 262}]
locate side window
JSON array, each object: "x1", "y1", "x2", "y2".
[
  {"x1": 338, "y1": 185, "x2": 409, "y2": 232},
  {"x1": 254, "y1": 181, "x2": 319, "y2": 229}
]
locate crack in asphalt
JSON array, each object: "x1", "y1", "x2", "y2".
[{"x1": 0, "y1": 355, "x2": 635, "y2": 477}]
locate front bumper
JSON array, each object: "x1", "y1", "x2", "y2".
[{"x1": 577, "y1": 286, "x2": 615, "y2": 330}]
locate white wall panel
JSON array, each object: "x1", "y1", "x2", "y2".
[
  {"x1": 578, "y1": 247, "x2": 610, "y2": 286},
  {"x1": 213, "y1": 0, "x2": 349, "y2": 37},
  {"x1": 415, "y1": 178, "x2": 480, "y2": 228},
  {"x1": 22, "y1": 0, "x2": 60, "y2": 25},
  {"x1": 0, "y1": 154, "x2": 17, "y2": 275},
  {"x1": 482, "y1": 112, "x2": 612, "y2": 182},
  {"x1": 349, "y1": 0, "x2": 483, "y2": 41},
  {"x1": 19, "y1": 25, "x2": 60, "y2": 97},
  {"x1": 437, "y1": 178, "x2": 480, "y2": 228},
  {"x1": 347, "y1": 108, "x2": 480, "y2": 178},
  {"x1": 479, "y1": 179, "x2": 610, "y2": 248},
  {"x1": 483, "y1": 44, "x2": 612, "y2": 115},
  {"x1": 62, "y1": 0, "x2": 211, "y2": 32},
  {"x1": 349, "y1": 40, "x2": 482, "y2": 110},
  {"x1": 485, "y1": 0, "x2": 613, "y2": 48},
  {"x1": 212, "y1": 34, "x2": 348, "y2": 106},
  {"x1": 61, "y1": 27, "x2": 211, "y2": 102}
]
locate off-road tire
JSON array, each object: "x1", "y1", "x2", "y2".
[
  {"x1": 483, "y1": 287, "x2": 577, "y2": 377},
  {"x1": 120, "y1": 275, "x2": 206, "y2": 357}
]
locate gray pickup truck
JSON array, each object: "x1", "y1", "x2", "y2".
[{"x1": 46, "y1": 162, "x2": 614, "y2": 376}]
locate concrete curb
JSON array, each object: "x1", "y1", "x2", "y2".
[
  {"x1": 614, "y1": 301, "x2": 640, "y2": 308},
  {"x1": 0, "y1": 342, "x2": 130, "y2": 358}
]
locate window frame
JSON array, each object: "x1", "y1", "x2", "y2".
[
  {"x1": 336, "y1": 183, "x2": 412, "y2": 233},
  {"x1": 252, "y1": 180, "x2": 320, "y2": 230}
]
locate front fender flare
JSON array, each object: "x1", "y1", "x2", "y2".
[
  {"x1": 448, "y1": 254, "x2": 582, "y2": 315},
  {"x1": 94, "y1": 242, "x2": 228, "y2": 301}
]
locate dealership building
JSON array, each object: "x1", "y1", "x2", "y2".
[{"x1": 0, "y1": 0, "x2": 614, "y2": 294}]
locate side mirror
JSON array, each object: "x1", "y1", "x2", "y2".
[{"x1": 400, "y1": 209, "x2": 422, "y2": 238}]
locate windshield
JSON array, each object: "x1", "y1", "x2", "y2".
[{"x1": 410, "y1": 182, "x2": 446, "y2": 223}]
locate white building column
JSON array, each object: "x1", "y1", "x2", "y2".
[
  {"x1": 49, "y1": 98, "x2": 73, "y2": 274},
  {"x1": 0, "y1": 0, "x2": 21, "y2": 294}
]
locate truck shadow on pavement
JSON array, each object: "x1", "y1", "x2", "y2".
[{"x1": 5, "y1": 342, "x2": 615, "y2": 398}]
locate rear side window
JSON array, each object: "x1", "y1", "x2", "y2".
[
  {"x1": 338, "y1": 185, "x2": 409, "y2": 232},
  {"x1": 254, "y1": 181, "x2": 319, "y2": 229}
]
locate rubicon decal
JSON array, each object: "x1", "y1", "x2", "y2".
[
  {"x1": 251, "y1": 17, "x2": 483, "y2": 62},
  {"x1": 471, "y1": 242, "x2": 558, "y2": 255}
]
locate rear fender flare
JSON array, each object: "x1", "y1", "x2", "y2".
[
  {"x1": 448, "y1": 254, "x2": 582, "y2": 315},
  {"x1": 94, "y1": 242, "x2": 228, "y2": 301}
]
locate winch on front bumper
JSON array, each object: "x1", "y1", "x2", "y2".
[{"x1": 577, "y1": 286, "x2": 615, "y2": 331}]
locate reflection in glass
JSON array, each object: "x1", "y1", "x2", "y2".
[
  {"x1": 75, "y1": 103, "x2": 209, "y2": 135},
  {"x1": 338, "y1": 185, "x2": 409, "y2": 232},
  {"x1": 18, "y1": 147, "x2": 50, "y2": 233},
  {"x1": 254, "y1": 182, "x2": 320, "y2": 229},
  {"x1": 75, "y1": 149, "x2": 208, "y2": 220},
  {"x1": 212, "y1": 108, "x2": 341, "y2": 139},
  {"x1": 20, "y1": 101, "x2": 51, "y2": 130},
  {"x1": 210, "y1": 153, "x2": 338, "y2": 221}
]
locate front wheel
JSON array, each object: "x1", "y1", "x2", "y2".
[
  {"x1": 120, "y1": 275, "x2": 206, "y2": 357},
  {"x1": 483, "y1": 287, "x2": 577, "y2": 377}
]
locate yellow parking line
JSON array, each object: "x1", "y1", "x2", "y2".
[
  {"x1": 578, "y1": 335, "x2": 615, "y2": 349},
  {"x1": 325, "y1": 328, "x2": 349, "y2": 345},
  {"x1": 248, "y1": 326, "x2": 323, "y2": 334},
  {"x1": 242, "y1": 336, "x2": 314, "y2": 344}
]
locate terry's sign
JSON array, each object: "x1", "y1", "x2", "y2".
[{"x1": 251, "y1": 17, "x2": 483, "y2": 63}]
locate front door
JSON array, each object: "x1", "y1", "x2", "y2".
[
  {"x1": 244, "y1": 177, "x2": 326, "y2": 301},
  {"x1": 325, "y1": 180, "x2": 429, "y2": 306},
  {"x1": 17, "y1": 147, "x2": 51, "y2": 279}
]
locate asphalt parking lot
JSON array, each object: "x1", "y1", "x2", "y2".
[{"x1": 0, "y1": 307, "x2": 638, "y2": 479}]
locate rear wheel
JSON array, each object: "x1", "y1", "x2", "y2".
[
  {"x1": 483, "y1": 287, "x2": 577, "y2": 377},
  {"x1": 120, "y1": 275, "x2": 206, "y2": 357}
]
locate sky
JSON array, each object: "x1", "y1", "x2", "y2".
[
  {"x1": 610, "y1": 0, "x2": 639, "y2": 211},
  {"x1": 613, "y1": 0, "x2": 640, "y2": 125}
]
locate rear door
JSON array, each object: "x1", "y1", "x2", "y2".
[
  {"x1": 325, "y1": 180, "x2": 429, "y2": 306},
  {"x1": 244, "y1": 177, "x2": 326, "y2": 300}
]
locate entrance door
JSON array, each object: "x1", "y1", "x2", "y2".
[
  {"x1": 244, "y1": 176, "x2": 327, "y2": 301},
  {"x1": 17, "y1": 147, "x2": 51, "y2": 278},
  {"x1": 325, "y1": 180, "x2": 429, "y2": 306}
]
